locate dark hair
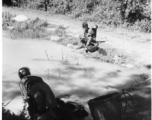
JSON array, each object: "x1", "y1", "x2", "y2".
[
  {"x1": 82, "y1": 21, "x2": 88, "y2": 28},
  {"x1": 18, "y1": 67, "x2": 31, "y2": 79}
]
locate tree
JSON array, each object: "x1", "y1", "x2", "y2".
[{"x1": 3, "y1": 0, "x2": 13, "y2": 6}]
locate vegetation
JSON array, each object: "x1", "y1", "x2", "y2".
[
  {"x1": 2, "y1": 11, "x2": 50, "y2": 39},
  {"x1": 2, "y1": 106, "x2": 28, "y2": 120},
  {"x1": 53, "y1": 25, "x2": 79, "y2": 45},
  {"x1": 1, "y1": 11, "x2": 140, "y2": 68},
  {"x1": 3, "y1": 0, "x2": 151, "y2": 33},
  {"x1": 11, "y1": 18, "x2": 49, "y2": 39}
]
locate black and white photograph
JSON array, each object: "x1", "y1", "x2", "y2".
[{"x1": 2, "y1": 0, "x2": 151, "y2": 120}]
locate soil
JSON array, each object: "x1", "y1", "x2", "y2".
[{"x1": 2, "y1": 7, "x2": 151, "y2": 120}]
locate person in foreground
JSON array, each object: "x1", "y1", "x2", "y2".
[
  {"x1": 19, "y1": 67, "x2": 88, "y2": 120},
  {"x1": 18, "y1": 67, "x2": 58, "y2": 119}
]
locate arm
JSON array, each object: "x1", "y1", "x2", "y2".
[
  {"x1": 85, "y1": 36, "x2": 92, "y2": 48},
  {"x1": 85, "y1": 28, "x2": 93, "y2": 48},
  {"x1": 19, "y1": 82, "x2": 29, "y2": 102}
]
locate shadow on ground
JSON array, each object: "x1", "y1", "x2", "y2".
[{"x1": 3, "y1": 57, "x2": 151, "y2": 120}]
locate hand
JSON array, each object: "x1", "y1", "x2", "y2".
[{"x1": 22, "y1": 96, "x2": 29, "y2": 102}]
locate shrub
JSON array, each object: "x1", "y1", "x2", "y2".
[
  {"x1": 90, "y1": 48, "x2": 134, "y2": 66},
  {"x1": 2, "y1": 11, "x2": 16, "y2": 29},
  {"x1": 3, "y1": 0, "x2": 12, "y2": 6},
  {"x1": 54, "y1": 25, "x2": 67, "y2": 37},
  {"x1": 2, "y1": 106, "x2": 28, "y2": 120},
  {"x1": 2, "y1": 12, "x2": 50, "y2": 39},
  {"x1": 3, "y1": 0, "x2": 151, "y2": 33},
  {"x1": 10, "y1": 17, "x2": 49, "y2": 39},
  {"x1": 131, "y1": 19, "x2": 151, "y2": 33},
  {"x1": 52, "y1": 25, "x2": 79, "y2": 45},
  {"x1": 56, "y1": 35, "x2": 79, "y2": 46}
]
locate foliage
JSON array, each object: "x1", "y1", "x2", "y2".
[
  {"x1": 2, "y1": 11, "x2": 16, "y2": 30},
  {"x1": 54, "y1": 25, "x2": 67, "y2": 37},
  {"x1": 2, "y1": 12, "x2": 50, "y2": 39},
  {"x1": 89, "y1": 47, "x2": 135, "y2": 67},
  {"x1": 3, "y1": 0, "x2": 12, "y2": 6},
  {"x1": 56, "y1": 35, "x2": 79, "y2": 46},
  {"x1": 3, "y1": 0, "x2": 151, "y2": 32},
  {"x1": 53, "y1": 25, "x2": 79, "y2": 45},
  {"x1": 11, "y1": 17, "x2": 49, "y2": 39},
  {"x1": 2, "y1": 106, "x2": 28, "y2": 120},
  {"x1": 130, "y1": 19, "x2": 151, "y2": 32}
]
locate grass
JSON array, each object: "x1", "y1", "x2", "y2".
[
  {"x1": 89, "y1": 48, "x2": 135, "y2": 68},
  {"x1": 11, "y1": 17, "x2": 49, "y2": 39},
  {"x1": 51, "y1": 25, "x2": 135, "y2": 68},
  {"x1": 50, "y1": 25, "x2": 135, "y2": 68},
  {"x1": 2, "y1": 11, "x2": 16, "y2": 30},
  {"x1": 52, "y1": 25, "x2": 79, "y2": 46},
  {"x1": 56, "y1": 35, "x2": 79, "y2": 46},
  {"x1": 3, "y1": 11, "x2": 50, "y2": 39}
]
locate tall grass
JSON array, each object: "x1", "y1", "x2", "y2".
[{"x1": 11, "y1": 18, "x2": 49, "y2": 39}]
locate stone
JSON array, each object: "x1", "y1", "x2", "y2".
[
  {"x1": 46, "y1": 28, "x2": 56, "y2": 32},
  {"x1": 7, "y1": 26, "x2": 14, "y2": 30},
  {"x1": 67, "y1": 43, "x2": 74, "y2": 48},
  {"x1": 13, "y1": 15, "x2": 29, "y2": 22},
  {"x1": 126, "y1": 64, "x2": 134, "y2": 69},
  {"x1": 51, "y1": 36, "x2": 61, "y2": 41},
  {"x1": 114, "y1": 55, "x2": 121, "y2": 63},
  {"x1": 121, "y1": 64, "x2": 134, "y2": 69}
]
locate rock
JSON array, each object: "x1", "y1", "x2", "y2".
[
  {"x1": 7, "y1": 26, "x2": 14, "y2": 30},
  {"x1": 114, "y1": 55, "x2": 120, "y2": 60},
  {"x1": 67, "y1": 43, "x2": 74, "y2": 48},
  {"x1": 126, "y1": 64, "x2": 134, "y2": 69},
  {"x1": 46, "y1": 28, "x2": 56, "y2": 32},
  {"x1": 121, "y1": 64, "x2": 125, "y2": 67},
  {"x1": 114, "y1": 55, "x2": 121, "y2": 63},
  {"x1": 13, "y1": 15, "x2": 29, "y2": 22},
  {"x1": 122, "y1": 64, "x2": 134, "y2": 69},
  {"x1": 51, "y1": 36, "x2": 61, "y2": 41}
]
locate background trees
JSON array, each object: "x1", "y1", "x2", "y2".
[{"x1": 2, "y1": 0, "x2": 151, "y2": 32}]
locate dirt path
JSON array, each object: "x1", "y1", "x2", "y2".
[{"x1": 2, "y1": 7, "x2": 151, "y2": 119}]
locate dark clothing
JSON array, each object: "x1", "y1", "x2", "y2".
[
  {"x1": 20, "y1": 76, "x2": 43, "y2": 98},
  {"x1": 79, "y1": 27, "x2": 99, "y2": 52},
  {"x1": 87, "y1": 27, "x2": 97, "y2": 40},
  {"x1": 19, "y1": 75, "x2": 58, "y2": 117},
  {"x1": 81, "y1": 27, "x2": 97, "y2": 41}
]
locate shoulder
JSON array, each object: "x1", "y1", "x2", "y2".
[
  {"x1": 24, "y1": 76, "x2": 44, "y2": 83},
  {"x1": 26, "y1": 75, "x2": 42, "y2": 79}
]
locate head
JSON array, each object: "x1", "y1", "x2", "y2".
[
  {"x1": 82, "y1": 21, "x2": 88, "y2": 30},
  {"x1": 18, "y1": 67, "x2": 31, "y2": 79}
]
